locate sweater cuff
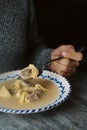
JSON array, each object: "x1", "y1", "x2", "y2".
[{"x1": 31, "y1": 48, "x2": 53, "y2": 72}]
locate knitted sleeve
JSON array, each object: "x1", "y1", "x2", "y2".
[{"x1": 31, "y1": 43, "x2": 53, "y2": 71}]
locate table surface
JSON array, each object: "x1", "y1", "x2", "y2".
[{"x1": 0, "y1": 58, "x2": 87, "y2": 130}]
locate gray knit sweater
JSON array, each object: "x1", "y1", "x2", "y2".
[{"x1": 0, "y1": 0, "x2": 52, "y2": 73}]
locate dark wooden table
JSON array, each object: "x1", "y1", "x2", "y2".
[{"x1": 0, "y1": 58, "x2": 87, "y2": 130}]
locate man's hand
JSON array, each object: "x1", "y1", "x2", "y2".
[{"x1": 50, "y1": 45, "x2": 83, "y2": 77}]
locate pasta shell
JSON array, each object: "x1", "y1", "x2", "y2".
[{"x1": 20, "y1": 64, "x2": 39, "y2": 79}]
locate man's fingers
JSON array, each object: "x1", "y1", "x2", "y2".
[
  {"x1": 50, "y1": 44, "x2": 83, "y2": 77},
  {"x1": 51, "y1": 44, "x2": 76, "y2": 59},
  {"x1": 62, "y1": 51, "x2": 83, "y2": 61},
  {"x1": 56, "y1": 58, "x2": 80, "y2": 67},
  {"x1": 67, "y1": 45, "x2": 75, "y2": 50},
  {"x1": 56, "y1": 62, "x2": 76, "y2": 74},
  {"x1": 51, "y1": 61, "x2": 76, "y2": 75}
]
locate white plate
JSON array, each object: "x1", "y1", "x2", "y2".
[{"x1": 0, "y1": 70, "x2": 71, "y2": 114}]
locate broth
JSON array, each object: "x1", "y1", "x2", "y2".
[{"x1": 0, "y1": 78, "x2": 60, "y2": 110}]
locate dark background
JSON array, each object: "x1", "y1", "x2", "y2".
[{"x1": 34, "y1": 0, "x2": 87, "y2": 56}]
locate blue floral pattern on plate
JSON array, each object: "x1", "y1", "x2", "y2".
[{"x1": 0, "y1": 70, "x2": 71, "y2": 114}]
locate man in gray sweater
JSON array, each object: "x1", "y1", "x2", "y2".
[{"x1": 0, "y1": 0, "x2": 82, "y2": 77}]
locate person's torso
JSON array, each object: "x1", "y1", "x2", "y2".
[{"x1": 0, "y1": 0, "x2": 29, "y2": 73}]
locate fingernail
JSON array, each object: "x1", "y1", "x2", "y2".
[{"x1": 62, "y1": 52, "x2": 66, "y2": 56}]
